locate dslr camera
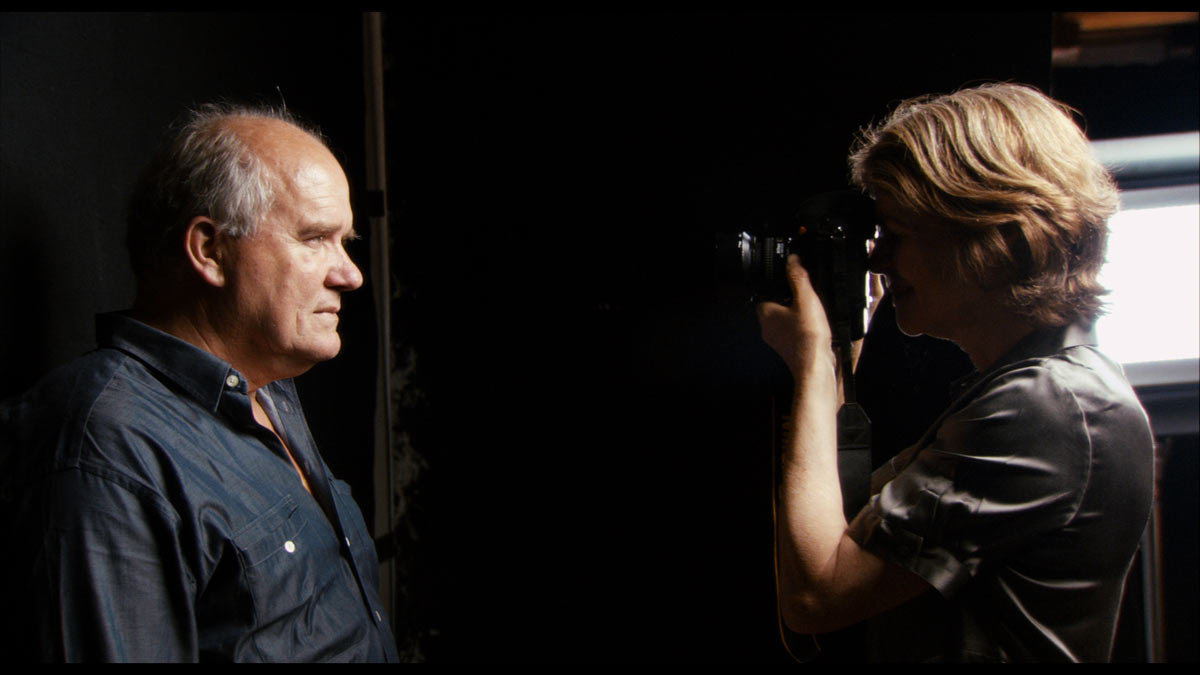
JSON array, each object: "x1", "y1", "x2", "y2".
[{"x1": 733, "y1": 189, "x2": 876, "y2": 341}]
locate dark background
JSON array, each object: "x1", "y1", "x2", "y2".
[{"x1": 2, "y1": 11, "x2": 1195, "y2": 663}]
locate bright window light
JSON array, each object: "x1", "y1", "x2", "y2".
[{"x1": 1094, "y1": 186, "x2": 1200, "y2": 378}]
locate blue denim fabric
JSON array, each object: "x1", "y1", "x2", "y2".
[{"x1": 0, "y1": 313, "x2": 398, "y2": 662}]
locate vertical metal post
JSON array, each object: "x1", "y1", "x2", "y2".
[
  {"x1": 1141, "y1": 437, "x2": 1169, "y2": 662},
  {"x1": 361, "y1": 10, "x2": 395, "y2": 621}
]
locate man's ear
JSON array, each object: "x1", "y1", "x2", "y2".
[{"x1": 184, "y1": 216, "x2": 229, "y2": 287}]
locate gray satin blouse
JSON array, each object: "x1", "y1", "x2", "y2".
[{"x1": 846, "y1": 322, "x2": 1155, "y2": 662}]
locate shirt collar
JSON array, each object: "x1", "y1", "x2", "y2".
[{"x1": 96, "y1": 312, "x2": 247, "y2": 412}]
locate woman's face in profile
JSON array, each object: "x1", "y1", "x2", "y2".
[{"x1": 869, "y1": 194, "x2": 993, "y2": 343}]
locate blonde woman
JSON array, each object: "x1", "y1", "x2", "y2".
[{"x1": 759, "y1": 83, "x2": 1154, "y2": 662}]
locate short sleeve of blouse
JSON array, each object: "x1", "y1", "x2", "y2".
[{"x1": 846, "y1": 361, "x2": 1093, "y2": 598}]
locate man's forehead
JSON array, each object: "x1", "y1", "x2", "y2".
[
  {"x1": 246, "y1": 125, "x2": 349, "y2": 202},
  {"x1": 268, "y1": 165, "x2": 354, "y2": 236},
  {"x1": 230, "y1": 117, "x2": 340, "y2": 174}
]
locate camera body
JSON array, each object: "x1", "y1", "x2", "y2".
[{"x1": 737, "y1": 190, "x2": 876, "y2": 341}]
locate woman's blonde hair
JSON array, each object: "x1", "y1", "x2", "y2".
[{"x1": 849, "y1": 82, "x2": 1120, "y2": 327}]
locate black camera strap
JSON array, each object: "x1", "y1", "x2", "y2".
[{"x1": 830, "y1": 235, "x2": 872, "y2": 520}]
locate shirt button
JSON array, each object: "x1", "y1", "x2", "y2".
[
  {"x1": 345, "y1": 536, "x2": 352, "y2": 548},
  {"x1": 225, "y1": 374, "x2": 240, "y2": 388},
  {"x1": 374, "y1": 610, "x2": 382, "y2": 622},
  {"x1": 284, "y1": 540, "x2": 296, "y2": 553}
]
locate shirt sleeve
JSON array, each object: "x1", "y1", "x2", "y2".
[
  {"x1": 33, "y1": 465, "x2": 199, "y2": 662},
  {"x1": 846, "y1": 362, "x2": 1092, "y2": 598}
]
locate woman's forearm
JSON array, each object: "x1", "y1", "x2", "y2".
[{"x1": 775, "y1": 344, "x2": 849, "y2": 628}]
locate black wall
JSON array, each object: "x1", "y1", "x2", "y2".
[{"x1": 381, "y1": 11, "x2": 1051, "y2": 662}]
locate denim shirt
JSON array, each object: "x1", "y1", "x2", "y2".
[{"x1": 0, "y1": 313, "x2": 399, "y2": 662}]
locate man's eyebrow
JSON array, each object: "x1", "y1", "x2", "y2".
[{"x1": 298, "y1": 224, "x2": 360, "y2": 241}]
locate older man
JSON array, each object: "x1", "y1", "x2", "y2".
[{"x1": 1, "y1": 106, "x2": 398, "y2": 662}]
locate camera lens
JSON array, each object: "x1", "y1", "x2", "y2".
[{"x1": 716, "y1": 190, "x2": 876, "y2": 338}]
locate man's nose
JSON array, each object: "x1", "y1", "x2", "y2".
[{"x1": 328, "y1": 247, "x2": 364, "y2": 291}]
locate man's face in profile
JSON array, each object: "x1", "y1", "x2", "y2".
[{"x1": 219, "y1": 126, "x2": 363, "y2": 379}]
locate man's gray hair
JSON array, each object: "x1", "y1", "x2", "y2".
[{"x1": 126, "y1": 103, "x2": 326, "y2": 283}]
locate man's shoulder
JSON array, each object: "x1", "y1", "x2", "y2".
[
  {"x1": 5, "y1": 348, "x2": 121, "y2": 428},
  {"x1": 1, "y1": 347, "x2": 188, "y2": 486},
  {"x1": 8, "y1": 345, "x2": 166, "y2": 417}
]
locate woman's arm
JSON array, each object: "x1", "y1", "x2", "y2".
[{"x1": 758, "y1": 255, "x2": 929, "y2": 634}]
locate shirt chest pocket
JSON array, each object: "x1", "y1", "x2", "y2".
[{"x1": 232, "y1": 495, "x2": 317, "y2": 620}]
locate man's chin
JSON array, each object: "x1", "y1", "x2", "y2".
[
  {"x1": 288, "y1": 336, "x2": 344, "y2": 371},
  {"x1": 311, "y1": 337, "x2": 343, "y2": 363}
]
